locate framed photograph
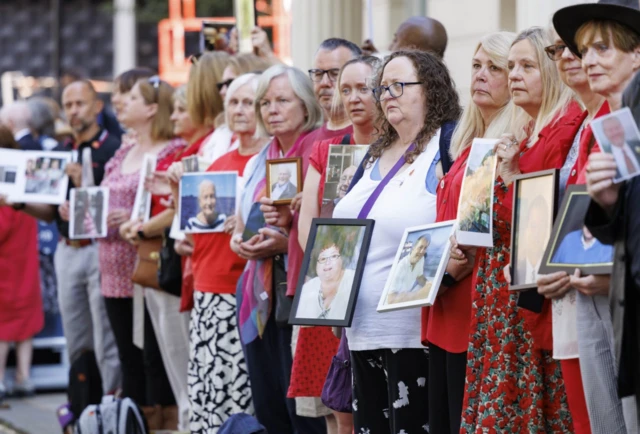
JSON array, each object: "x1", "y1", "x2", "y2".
[
  {"x1": 377, "y1": 220, "x2": 455, "y2": 312},
  {"x1": 509, "y1": 169, "x2": 558, "y2": 291},
  {"x1": 538, "y1": 185, "x2": 614, "y2": 275},
  {"x1": 455, "y1": 138, "x2": 499, "y2": 247},
  {"x1": 179, "y1": 171, "x2": 238, "y2": 234},
  {"x1": 266, "y1": 157, "x2": 302, "y2": 205},
  {"x1": 320, "y1": 145, "x2": 369, "y2": 218},
  {"x1": 131, "y1": 154, "x2": 157, "y2": 222},
  {"x1": 69, "y1": 187, "x2": 109, "y2": 240},
  {"x1": 0, "y1": 149, "x2": 72, "y2": 205},
  {"x1": 591, "y1": 107, "x2": 640, "y2": 183},
  {"x1": 200, "y1": 20, "x2": 235, "y2": 52},
  {"x1": 289, "y1": 218, "x2": 375, "y2": 327}
]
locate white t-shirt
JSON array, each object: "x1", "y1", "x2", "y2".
[
  {"x1": 333, "y1": 131, "x2": 440, "y2": 351},
  {"x1": 296, "y1": 269, "x2": 355, "y2": 320},
  {"x1": 388, "y1": 254, "x2": 425, "y2": 294}
]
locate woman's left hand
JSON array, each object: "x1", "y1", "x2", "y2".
[
  {"x1": 145, "y1": 171, "x2": 172, "y2": 196},
  {"x1": 223, "y1": 215, "x2": 237, "y2": 234},
  {"x1": 493, "y1": 133, "x2": 521, "y2": 185},
  {"x1": 237, "y1": 227, "x2": 288, "y2": 260},
  {"x1": 570, "y1": 269, "x2": 610, "y2": 297},
  {"x1": 259, "y1": 196, "x2": 293, "y2": 228},
  {"x1": 108, "y1": 209, "x2": 130, "y2": 229}
]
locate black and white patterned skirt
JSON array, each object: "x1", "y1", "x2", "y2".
[{"x1": 189, "y1": 291, "x2": 253, "y2": 433}]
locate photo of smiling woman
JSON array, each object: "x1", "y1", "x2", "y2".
[{"x1": 179, "y1": 172, "x2": 237, "y2": 234}]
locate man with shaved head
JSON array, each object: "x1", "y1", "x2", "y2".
[
  {"x1": 52, "y1": 79, "x2": 122, "y2": 397},
  {"x1": 187, "y1": 180, "x2": 227, "y2": 231},
  {"x1": 0, "y1": 100, "x2": 41, "y2": 150},
  {"x1": 362, "y1": 15, "x2": 448, "y2": 58}
]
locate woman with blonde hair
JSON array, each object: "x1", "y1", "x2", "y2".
[
  {"x1": 230, "y1": 64, "x2": 325, "y2": 434},
  {"x1": 420, "y1": 31, "x2": 526, "y2": 434},
  {"x1": 452, "y1": 26, "x2": 585, "y2": 432}
]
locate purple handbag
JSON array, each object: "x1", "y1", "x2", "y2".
[
  {"x1": 320, "y1": 143, "x2": 416, "y2": 414},
  {"x1": 321, "y1": 329, "x2": 352, "y2": 412}
]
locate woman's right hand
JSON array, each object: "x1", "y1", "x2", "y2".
[
  {"x1": 145, "y1": 171, "x2": 172, "y2": 196},
  {"x1": 237, "y1": 227, "x2": 288, "y2": 260},
  {"x1": 586, "y1": 152, "x2": 620, "y2": 216},
  {"x1": 175, "y1": 238, "x2": 194, "y2": 256},
  {"x1": 493, "y1": 133, "x2": 521, "y2": 185},
  {"x1": 108, "y1": 209, "x2": 130, "y2": 229},
  {"x1": 536, "y1": 271, "x2": 571, "y2": 299}
]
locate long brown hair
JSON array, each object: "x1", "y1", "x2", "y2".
[
  {"x1": 0, "y1": 125, "x2": 19, "y2": 149},
  {"x1": 369, "y1": 50, "x2": 461, "y2": 164}
]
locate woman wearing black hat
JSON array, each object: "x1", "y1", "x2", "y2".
[{"x1": 554, "y1": 1, "x2": 640, "y2": 432}]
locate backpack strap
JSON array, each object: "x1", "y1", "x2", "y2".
[
  {"x1": 340, "y1": 134, "x2": 352, "y2": 145},
  {"x1": 439, "y1": 120, "x2": 457, "y2": 175}
]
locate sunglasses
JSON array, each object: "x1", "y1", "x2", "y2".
[
  {"x1": 217, "y1": 78, "x2": 234, "y2": 92},
  {"x1": 544, "y1": 44, "x2": 568, "y2": 61}
]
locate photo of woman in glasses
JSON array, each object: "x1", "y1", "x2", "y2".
[{"x1": 295, "y1": 226, "x2": 364, "y2": 321}]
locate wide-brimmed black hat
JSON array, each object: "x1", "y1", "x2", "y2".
[{"x1": 553, "y1": 0, "x2": 640, "y2": 58}]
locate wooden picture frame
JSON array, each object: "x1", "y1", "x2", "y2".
[
  {"x1": 538, "y1": 184, "x2": 614, "y2": 275},
  {"x1": 289, "y1": 218, "x2": 375, "y2": 327},
  {"x1": 509, "y1": 169, "x2": 559, "y2": 291},
  {"x1": 377, "y1": 220, "x2": 455, "y2": 312},
  {"x1": 266, "y1": 157, "x2": 303, "y2": 205}
]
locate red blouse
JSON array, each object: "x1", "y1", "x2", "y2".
[
  {"x1": 422, "y1": 146, "x2": 473, "y2": 353},
  {"x1": 574, "y1": 102, "x2": 610, "y2": 185}
]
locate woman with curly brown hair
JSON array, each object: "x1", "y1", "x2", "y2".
[{"x1": 332, "y1": 50, "x2": 461, "y2": 433}]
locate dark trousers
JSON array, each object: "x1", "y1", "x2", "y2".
[
  {"x1": 351, "y1": 348, "x2": 429, "y2": 434},
  {"x1": 243, "y1": 317, "x2": 326, "y2": 434},
  {"x1": 104, "y1": 296, "x2": 175, "y2": 406},
  {"x1": 427, "y1": 343, "x2": 466, "y2": 434}
]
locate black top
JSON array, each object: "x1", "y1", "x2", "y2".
[
  {"x1": 17, "y1": 133, "x2": 42, "y2": 151},
  {"x1": 53, "y1": 128, "x2": 121, "y2": 238}
]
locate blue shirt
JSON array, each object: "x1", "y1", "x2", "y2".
[{"x1": 552, "y1": 230, "x2": 613, "y2": 264}]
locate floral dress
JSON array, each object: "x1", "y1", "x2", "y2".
[{"x1": 461, "y1": 102, "x2": 585, "y2": 433}]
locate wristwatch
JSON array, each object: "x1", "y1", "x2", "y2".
[
  {"x1": 11, "y1": 202, "x2": 26, "y2": 211},
  {"x1": 137, "y1": 229, "x2": 147, "y2": 240},
  {"x1": 441, "y1": 272, "x2": 458, "y2": 288}
]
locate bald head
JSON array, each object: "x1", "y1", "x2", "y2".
[
  {"x1": 389, "y1": 16, "x2": 448, "y2": 57},
  {"x1": 62, "y1": 80, "x2": 98, "y2": 102},
  {"x1": 62, "y1": 80, "x2": 103, "y2": 136},
  {"x1": 0, "y1": 101, "x2": 31, "y2": 134}
]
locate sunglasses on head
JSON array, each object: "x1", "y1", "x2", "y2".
[
  {"x1": 216, "y1": 78, "x2": 234, "y2": 92},
  {"x1": 147, "y1": 75, "x2": 162, "y2": 101}
]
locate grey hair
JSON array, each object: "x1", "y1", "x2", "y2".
[
  {"x1": 318, "y1": 38, "x2": 362, "y2": 57},
  {"x1": 0, "y1": 101, "x2": 31, "y2": 130},
  {"x1": 224, "y1": 73, "x2": 263, "y2": 135},
  {"x1": 254, "y1": 65, "x2": 323, "y2": 137},
  {"x1": 27, "y1": 98, "x2": 56, "y2": 137}
]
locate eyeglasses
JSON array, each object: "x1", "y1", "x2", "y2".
[
  {"x1": 216, "y1": 78, "x2": 234, "y2": 92},
  {"x1": 317, "y1": 254, "x2": 341, "y2": 264},
  {"x1": 544, "y1": 44, "x2": 568, "y2": 61},
  {"x1": 308, "y1": 68, "x2": 340, "y2": 83},
  {"x1": 372, "y1": 82, "x2": 422, "y2": 102},
  {"x1": 148, "y1": 75, "x2": 161, "y2": 102}
]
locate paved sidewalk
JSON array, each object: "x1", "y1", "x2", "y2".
[{"x1": 0, "y1": 392, "x2": 65, "y2": 434}]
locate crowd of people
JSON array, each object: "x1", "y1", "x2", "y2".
[{"x1": 1, "y1": 0, "x2": 640, "y2": 433}]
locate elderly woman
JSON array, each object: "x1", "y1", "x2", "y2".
[
  {"x1": 420, "y1": 31, "x2": 525, "y2": 434},
  {"x1": 332, "y1": 50, "x2": 460, "y2": 433},
  {"x1": 99, "y1": 77, "x2": 184, "y2": 428},
  {"x1": 167, "y1": 73, "x2": 268, "y2": 433},
  {"x1": 230, "y1": 65, "x2": 326, "y2": 434},
  {"x1": 453, "y1": 27, "x2": 586, "y2": 432},
  {"x1": 555, "y1": 2, "x2": 640, "y2": 431}
]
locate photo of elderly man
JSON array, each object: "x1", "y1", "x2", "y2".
[
  {"x1": 270, "y1": 162, "x2": 298, "y2": 200},
  {"x1": 186, "y1": 179, "x2": 227, "y2": 232},
  {"x1": 596, "y1": 113, "x2": 640, "y2": 179}
]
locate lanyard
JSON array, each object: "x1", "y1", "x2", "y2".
[{"x1": 357, "y1": 143, "x2": 415, "y2": 219}]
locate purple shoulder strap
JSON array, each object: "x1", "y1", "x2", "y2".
[{"x1": 357, "y1": 143, "x2": 415, "y2": 219}]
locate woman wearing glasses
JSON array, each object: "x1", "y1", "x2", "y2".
[
  {"x1": 99, "y1": 77, "x2": 185, "y2": 428},
  {"x1": 452, "y1": 27, "x2": 584, "y2": 432},
  {"x1": 332, "y1": 50, "x2": 461, "y2": 433}
]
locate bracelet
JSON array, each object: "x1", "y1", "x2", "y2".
[{"x1": 12, "y1": 202, "x2": 26, "y2": 211}]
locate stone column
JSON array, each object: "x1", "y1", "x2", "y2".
[
  {"x1": 290, "y1": 0, "x2": 363, "y2": 71},
  {"x1": 113, "y1": 0, "x2": 137, "y2": 76}
]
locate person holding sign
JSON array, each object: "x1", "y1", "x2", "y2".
[{"x1": 332, "y1": 50, "x2": 461, "y2": 433}]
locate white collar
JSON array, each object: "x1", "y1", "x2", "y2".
[{"x1": 14, "y1": 128, "x2": 30, "y2": 141}]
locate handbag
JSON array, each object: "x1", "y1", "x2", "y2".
[
  {"x1": 131, "y1": 237, "x2": 162, "y2": 289},
  {"x1": 321, "y1": 143, "x2": 419, "y2": 414},
  {"x1": 321, "y1": 329, "x2": 352, "y2": 412},
  {"x1": 157, "y1": 228, "x2": 182, "y2": 296},
  {"x1": 273, "y1": 253, "x2": 292, "y2": 328}
]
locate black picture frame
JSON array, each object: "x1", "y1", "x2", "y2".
[
  {"x1": 538, "y1": 184, "x2": 614, "y2": 275},
  {"x1": 509, "y1": 169, "x2": 559, "y2": 291},
  {"x1": 289, "y1": 218, "x2": 375, "y2": 327}
]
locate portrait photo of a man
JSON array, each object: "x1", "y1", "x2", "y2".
[
  {"x1": 270, "y1": 163, "x2": 298, "y2": 201},
  {"x1": 551, "y1": 226, "x2": 613, "y2": 265},
  {"x1": 179, "y1": 172, "x2": 238, "y2": 234},
  {"x1": 592, "y1": 108, "x2": 640, "y2": 181},
  {"x1": 321, "y1": 145, "x2": 369, "y2": 218}
]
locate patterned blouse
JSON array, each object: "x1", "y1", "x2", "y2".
[{"x1": 98, "y1": 136, "x2": 185, "y2": 298}]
